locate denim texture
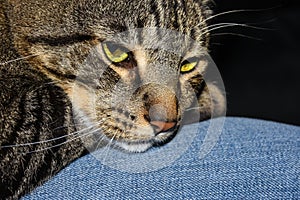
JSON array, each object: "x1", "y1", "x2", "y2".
[{"x1": 23, "y1": 117, "x2": 299, "y2": 199}]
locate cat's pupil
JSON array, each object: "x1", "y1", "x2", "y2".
[
  {"x1": 106, "y1": 42, "x2": 127, "y2": 54},
  {"x1": 108, "y1": 43, "x2": 119, "y2": 53}
]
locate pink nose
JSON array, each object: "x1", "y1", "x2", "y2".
[{"x1": 150, "y1": 121, "x2": 176, "y2": 135}]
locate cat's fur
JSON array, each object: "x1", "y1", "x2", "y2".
[{"x1": 0, "y1": 0, "x2": 225, "y2": 199}]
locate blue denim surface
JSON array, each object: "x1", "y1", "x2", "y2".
[{"x1": 23, "y1": 117, "x2": 299, "y2": 199}]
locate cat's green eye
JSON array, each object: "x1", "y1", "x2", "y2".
[
  {"x1": 180, "y1": 61, "x2": 197, "y2": 73},
  {"x1": 103, "y1": 42, "x2": 129, "y2": 63}
]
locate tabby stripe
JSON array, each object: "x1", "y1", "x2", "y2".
[
  {"x1": 27, "y1": 34, "x2": 94, "y2": 46},
  {"x1": 190, "y1": 26, "x2": 196, "y2": 41},
  {"x1": 23, "y1": 90, "x2": 44, "y2": 175},
  {"x1": 152, "y1": 0, "x2": 164, "y2": 40},
  {"x1": 0, "y1": 92, "x2": 26, "y2": 160},
  {"x1": 48, "y1": 84, "x2": 69, "y2": 146},
  {"x1": 11, "y1": 90, "x2": 40, "y2": 197},
  {"x1": 190, "y1": 76, "x2": 205, "y2": 98},
  {"x1": 11, "y1": 94, "x2": 27, "y2": 140},
  {"x1": 136, "y1": 18, "x2": 144, "y2": 44},
  {"x1": 20, "y1": 86, "x2": 69, "y2": 198},
  {"x1": 180, "y1": 0, "x2": 188, "y2": 34},
  {"x1": 15, "y1": 88, "x2": 47, "y2": 193},
  {"x1": 176, "y1": 0, "x2": 185, "y2": 32},
  {"x1": 42, "y1": 65, "x2": 76, "y2": 80},
  {"x1": 17, "y1": 87, "x2": 67, "y2": 198},
  {"x1": 172, "y1": 0, "x2": 180, "y2": 30},
  {"x1": 0, "y1": 103, "x2": 24, "y2": 177},
  {"x1": 149, "y1": 0, "x2": 160, "y2": 28},
  {"x1": 34, "y1": 89, "x2": 43, "y2": 148}
]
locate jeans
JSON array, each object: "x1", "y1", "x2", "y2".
[{"x1": 23, "y1": 117, "x2": 299, "y2": 199}]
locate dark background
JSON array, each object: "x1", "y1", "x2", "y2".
[{"x1": 210, "y1": 0, "x2": 300, "y2": 125}]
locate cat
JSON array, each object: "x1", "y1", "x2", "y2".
[{"x1": 0, "y1": 0, "x2": 225, "y2": 199}]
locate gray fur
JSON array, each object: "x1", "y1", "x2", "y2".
[{"x1": 0, "y1": 0, "x2": 225, "y2": 199}]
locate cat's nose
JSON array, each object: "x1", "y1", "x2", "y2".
[
  {"x1": 147, "y1": 104, "x2": 177, "y2": 135},
  {"x1": 150, "y1": 121, "x2": 176, "y2": 135},
  {"x1": 134, "y1": 83, "x2": 178, "y2": 135}
]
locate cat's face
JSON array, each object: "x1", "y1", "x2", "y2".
[{"x1": 8, "y1": 0, "x2": 213, "y2": 152}]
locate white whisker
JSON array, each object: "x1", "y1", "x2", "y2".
[
  {"x1": 210, "y1": 32, "x2": 263, "y2": 41},
  {"x1": 185, "y1": 107, "x2": 201, "y2": 112},
  {"x1": 247, "y1": 18, "x2": 278, "y2": 26},
  {"x1": 0, "y1": 53, "x2": 42, "y2": 66},
  {"x1": 94, "y1": 132, "x2": 107, "y2": 150},
  {"x1": 201, "y1": 23, "x2": 274, "y2": 36},
  {"x1": 201, "y1": 22, "x2": 274, "y2": 33},
  {"x1": 0, "y1": 121, "x2": 105, "y2": 148},
  {"x1": 194, "y1": 7, "x2": 280, "y2": 28},
  {"x1": 99, "y1": 131, "x2": 118, "y2": 170},
  {"x1": 25, "y1": 127, "x2": 103, "y2": 154}
]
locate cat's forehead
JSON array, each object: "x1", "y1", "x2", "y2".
[
  {"x1": 9, "y1": 0, "x2": 210, "y2": 44},
  {"x1": 76, "y1": 0, "x2": 208, "y2": 36}
]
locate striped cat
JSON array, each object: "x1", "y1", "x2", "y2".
[{"x1": 0, "y1": 0, "x2": 225, "y2": 199}]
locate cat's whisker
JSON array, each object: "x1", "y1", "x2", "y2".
[
  {"x1": 0, "y1": 53, "x2": 42, "y2": 66},
  {"x1": 194, "y1": 7, "x2": 280, "y2": 29},
  {"x1": 203, "y1": 22, "x2": 274, "y2": 32},
  {"x1": 210, "y1": 32, "x2": 263, "y2": 41},
  {"x1": 17, "y1": 118, "x2": 118, "y2": 154},
  {"x1": 43, "y1": 80, "x2": 67, "y2": 86},
  {"x1": 25, "y1": 127, "x2": 103, "y2": 154},
  {"x1": 99, "y1": 131, "x2": 118, "y2": 170},
  {"x1": 247, "y1": 18, "x2": 278, "y2": 26},
  {"x1": 201, "y1": 22, "x2": 274, "y2": 36},
  {"x1": 185, "y1": 107, "x2": 201, "y2": 112},
  {"x1": 93, "y1": 130, "x2": 109, "y2": 150},
  {"x1": 51, "y1": 122, "x2": 92, "y2": 131},
  {"x1": 0, "y1": 120, "x2": 106, "y2": 148}
]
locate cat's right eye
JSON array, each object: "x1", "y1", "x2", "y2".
[
  {"x1": 102, "y1": 42, "x2": 129, "y2": 63},
  {"x1": 180, "y1": 57, "x2": 199, "y2": 73}
]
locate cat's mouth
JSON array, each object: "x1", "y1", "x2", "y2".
[{"x1": 72, "y1": 101, "x2": 181, "y2": 153}]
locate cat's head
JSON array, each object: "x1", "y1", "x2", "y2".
[{"x1": 7, "y1": 0, "x2": 224, "y2": 152}]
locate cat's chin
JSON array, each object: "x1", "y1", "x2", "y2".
[
  {"x1": 115, "y1": 130, "x2": 176, "y2": 153},
  {"x1": 116, "y1": 142, "x2": 153, "y2": 153}
]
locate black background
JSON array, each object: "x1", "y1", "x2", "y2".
[{"x1": 210, "y1": 0, "x2": 300, "y2": 125}]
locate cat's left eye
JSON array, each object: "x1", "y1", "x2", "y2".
[
  {"x1": 180, "y1": 58, "x2": 198, "y2": 73},
  {"x1": 102, "y1": 42, "x2": 129, "y2": 63}
]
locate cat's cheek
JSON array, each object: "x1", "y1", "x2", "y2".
[{"x1": 60, "y1": 82, "x2": 97, "y2": 119}]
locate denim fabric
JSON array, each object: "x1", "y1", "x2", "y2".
[{"x1": 23, "y1": 117, "x2": 299, "y2": 199}]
